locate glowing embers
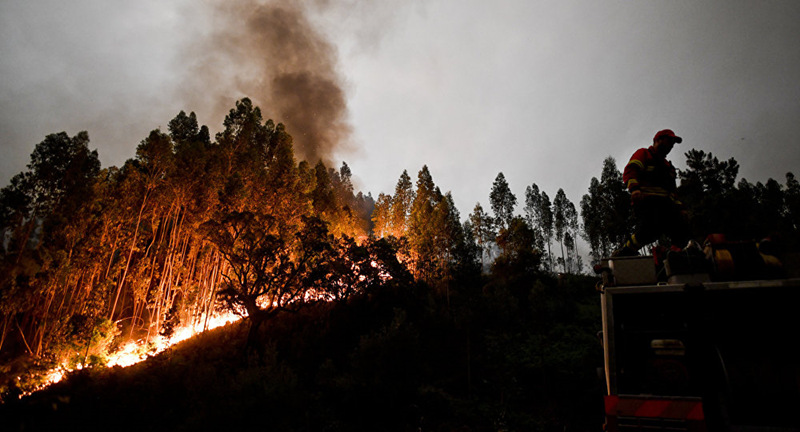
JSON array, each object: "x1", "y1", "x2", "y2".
[
  {"x1": 106, "y1": 312, "x2": 240, "y2": 367},
  {"x1": 27, "y1": 312, "x2": 241, "y2": 395}
]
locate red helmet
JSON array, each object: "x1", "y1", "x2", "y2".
[{"x1": 653, "y1": 129, "x2": 682, "y2": 143}]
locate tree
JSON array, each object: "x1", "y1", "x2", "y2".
[
  {"x1": 390, "y1": 170, "x2": 414, "y2": 238},
  {"x1": 353, "y1": 191, "x2": 375, "y2": 237},
  {"x1": 492, "y1": 216, "x2": 540, "y2": 280},
  {"x1": 336, "y1": 162, "x2": 354, "y2": 197},
  {"x1": 490, "y1": 172, "x2": 516, "y2": 231},
  {"x1": 325, "y1": 162, "x2": 368, "y2": 238},
  {"x1": 306, "y1": 235, "x2": 411, "y2": 302},
  {"x1": 214, "y1": 98, "x2": 271, "y2": 177},
  {"x1": 27, "y1": 131, "x2": 99, "y2": 216},
  {"x1": 678, "y1": 150, "x2": 740, "y2": 238},
  {"x1": 563, "y1": 232, "x2": 582, "y2": 274},
  {"x1": 524, "y1": 184, "x2": 554, "y2": 272},
  {"x1": 408, "y1": 166, "x2": 441, "y2": 282},
  {"x1": 310, "y1": 161, "x2": 337, "y2": 224},
  {"x1": 0, "y1": 97, "x2": 376, "y2": 373},
  {"x1": 468, "y1": 203, "x2": 495, "y2": 269},
  {"x1": 109, "y1": 129, "x2": 175, "y2": 321},
  {"x1": 580, "y1": 157, "x2": 631, "y2": 262},
  {"x1": 432, "y1": 192, "x2": 474, "y2": 288},
  {"x1": 1, "y1": 131, "x2": 100, "y2": 259},
  {"x1": 168, "y1": 110, "x2": 212, "y2": 219},
  {"x1": 371, "y1": 193, "x2": 392, "y2": 238},
  {"x1": 553, "y1": 189, "x2": 578, "y2": 273},
  {"x1": 757, "y1": 179, "x2": 786, "y2": 234},
  {"x1": 202, "y1": 213, "x2": 331, "y2": 346},
  {"x1": 580, "y1": 178, "x2": 603, "y2": 262},
  {"x1": 403, "y1": 166, "x2": 472, "y2": 287},
  {"x1": 0, "y1": 131, "x2": 102, "y2": 357},
  {"x1": 597, "y1": 157, "x2": 631, "y2": 253},
  {"x1": 785, "y1": 172, "x2": 800, "y2": 232},
  {"x1": 198, "y1": 98, "x2": 317, "y2": 346},
  {"x1": 680, "y1": 149, "x2": 739, "y2": 197},
  {"x1": 0, "y1": 172, "x2": 33, "y2": 256}
]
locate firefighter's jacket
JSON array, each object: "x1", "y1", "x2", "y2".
[{"x1": 622, "y1": 146, "x2": 682, "y2": 205}]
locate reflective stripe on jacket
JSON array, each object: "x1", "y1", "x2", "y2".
[{"x1": 622, "y1": 146, "x2": 682, "y2": 204}]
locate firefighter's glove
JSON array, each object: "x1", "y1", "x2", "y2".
[{"x1": 630, "y1": 190, "x2": 643, "y2": 205}]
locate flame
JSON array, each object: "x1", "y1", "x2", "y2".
[
  {"x1": 23, "y1": 255, "x2": 394, "y2": 396},
  {"x1": 106, "y1": 312, "x2": 240, "y2": 368},
  {"x1": 23, "y1": 311, "x2": 241, "y2": 396}
]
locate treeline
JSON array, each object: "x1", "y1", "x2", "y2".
[
  {"x1": 2, "y1": 96, "x2": 798, "y2": 399},
  {"x1": 0, "y1": 96, "x2": 589, "y2": 389},
  {"x1": 579, "y1": 153, "x2": 800, "y2": 263}
]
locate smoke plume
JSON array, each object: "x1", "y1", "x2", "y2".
[{"x1": 179, "y1": 1, "x2": 352, "y2": 164}]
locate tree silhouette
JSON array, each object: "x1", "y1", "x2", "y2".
[
  {"x1": 553, "y1": 189, "x2": 578, "y2": 273},
  {"x1": 678, "y1": 149, "x2": 741, "y2": 238},
  {"x1": 468, "y1": 203, "x2": 495, "y2": 269},
  {"x1": 785, "y1": 173, "x2": 800, "y2": 232},
  {"x1": 524, "y1": 184, "x2": 553, "y2": 272},
  {"x1": 490, "y1": 172, "x2": 516, "y2": 232},
  {"x1": 492, "y1": 216, "x2": 540, "y2": 280},
  {"x1": 580, "y1": 157, "x2": 631, "y2": 262},
  {"x1": 202, "y1": 212, "x2": 330, "y2": 346}
]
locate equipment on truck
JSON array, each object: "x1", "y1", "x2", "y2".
[{"x1": 596, "y1": 236, "x2": 800, "y2": 432}]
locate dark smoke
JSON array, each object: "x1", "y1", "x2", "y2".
[{"x1": 179, "y1": 1, "x2": 352, "y2": 164}]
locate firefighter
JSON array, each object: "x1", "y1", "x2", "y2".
[{"x1": 613, "y1": 129, "x2": 691, "y2": 256}]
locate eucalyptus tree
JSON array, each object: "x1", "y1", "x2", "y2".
[
  {"x1": 492, "y1": 216, "x2": 540, "y2": 280},
  {"x1": 431, "y1": 191, "x2": 469, "y2": 288},
  {"x1": 407, "y1": 166, "x2": 440, "y2": 281},
  {"x1": 580, "y1": 157, "x2": 630, "y2": 262},
  {"x1": 468, "y1": 203, "x2": 495, "y2": 269},
  {"x1": 0, "y1": 131, "x2": 101, "y2": 356},
  {"x1": 553, "y1": 189, "x2": 578, "y2": 273},
  {"x1": 109, "y1": 129, "x2": 176, "y2": 323},
  {"x1": 678, "y1": 150, "x2": 740, "y2": 238},
  {"x1": 201, "y1": 98, "x2": 326, "y2": 344},
  {"x1": 786, "y1": 173, "x2": 800, "y2": 232},
  {"x1": 390, "y1": 170, "x2": 414, "y2": 238},
  {"x1": 524, "y1": 184, "x2": 554, "y2": 272},
  {"x1": 371, "y1": 193, "x2": 392, "y2": 238},
  {"x1": 311, "y1": 161, "x2": 338, "y2": 224},
  {"x1": 489, "y1": 172, "x2": 516, "y2": 232},
  {"x1": 0, "y1": 131, "x2": 100, "y2": 260}
]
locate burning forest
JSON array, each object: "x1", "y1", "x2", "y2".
[
  {"x1": 2, "y1": 98, "x2": 800, "y2": 430},
  {"x1": 2, "y1": 3, "x2": 800, "y2": 429},
  {"x1": 0, "y1": 92, "x2": 604, "y2": 430},
  {"x1": 0, "y1": 99, "x2": 405, "y2": 393}
]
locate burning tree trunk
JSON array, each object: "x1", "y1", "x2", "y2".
[{"x1": 110, "y1": 188, "x2": 149, "y2": 321}]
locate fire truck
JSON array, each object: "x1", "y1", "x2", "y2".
[{"x1": 597, "y1": 237, "x2": 800, "y2": 431}]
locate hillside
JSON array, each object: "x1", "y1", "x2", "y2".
[{"x1": 2, "y1": 274, "x2": 605, "y2": 432}]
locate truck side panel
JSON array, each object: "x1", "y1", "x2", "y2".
[{"x1": 603, "y1": 280, "x2": 800, "y2": 430}]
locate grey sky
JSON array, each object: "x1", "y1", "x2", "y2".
[
  {"x1": 332, "y1": 0, "x2": 800, "y2": 216},
  {"x1": 2, "y1": 1, "x2": 799, "y2": 238}
]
